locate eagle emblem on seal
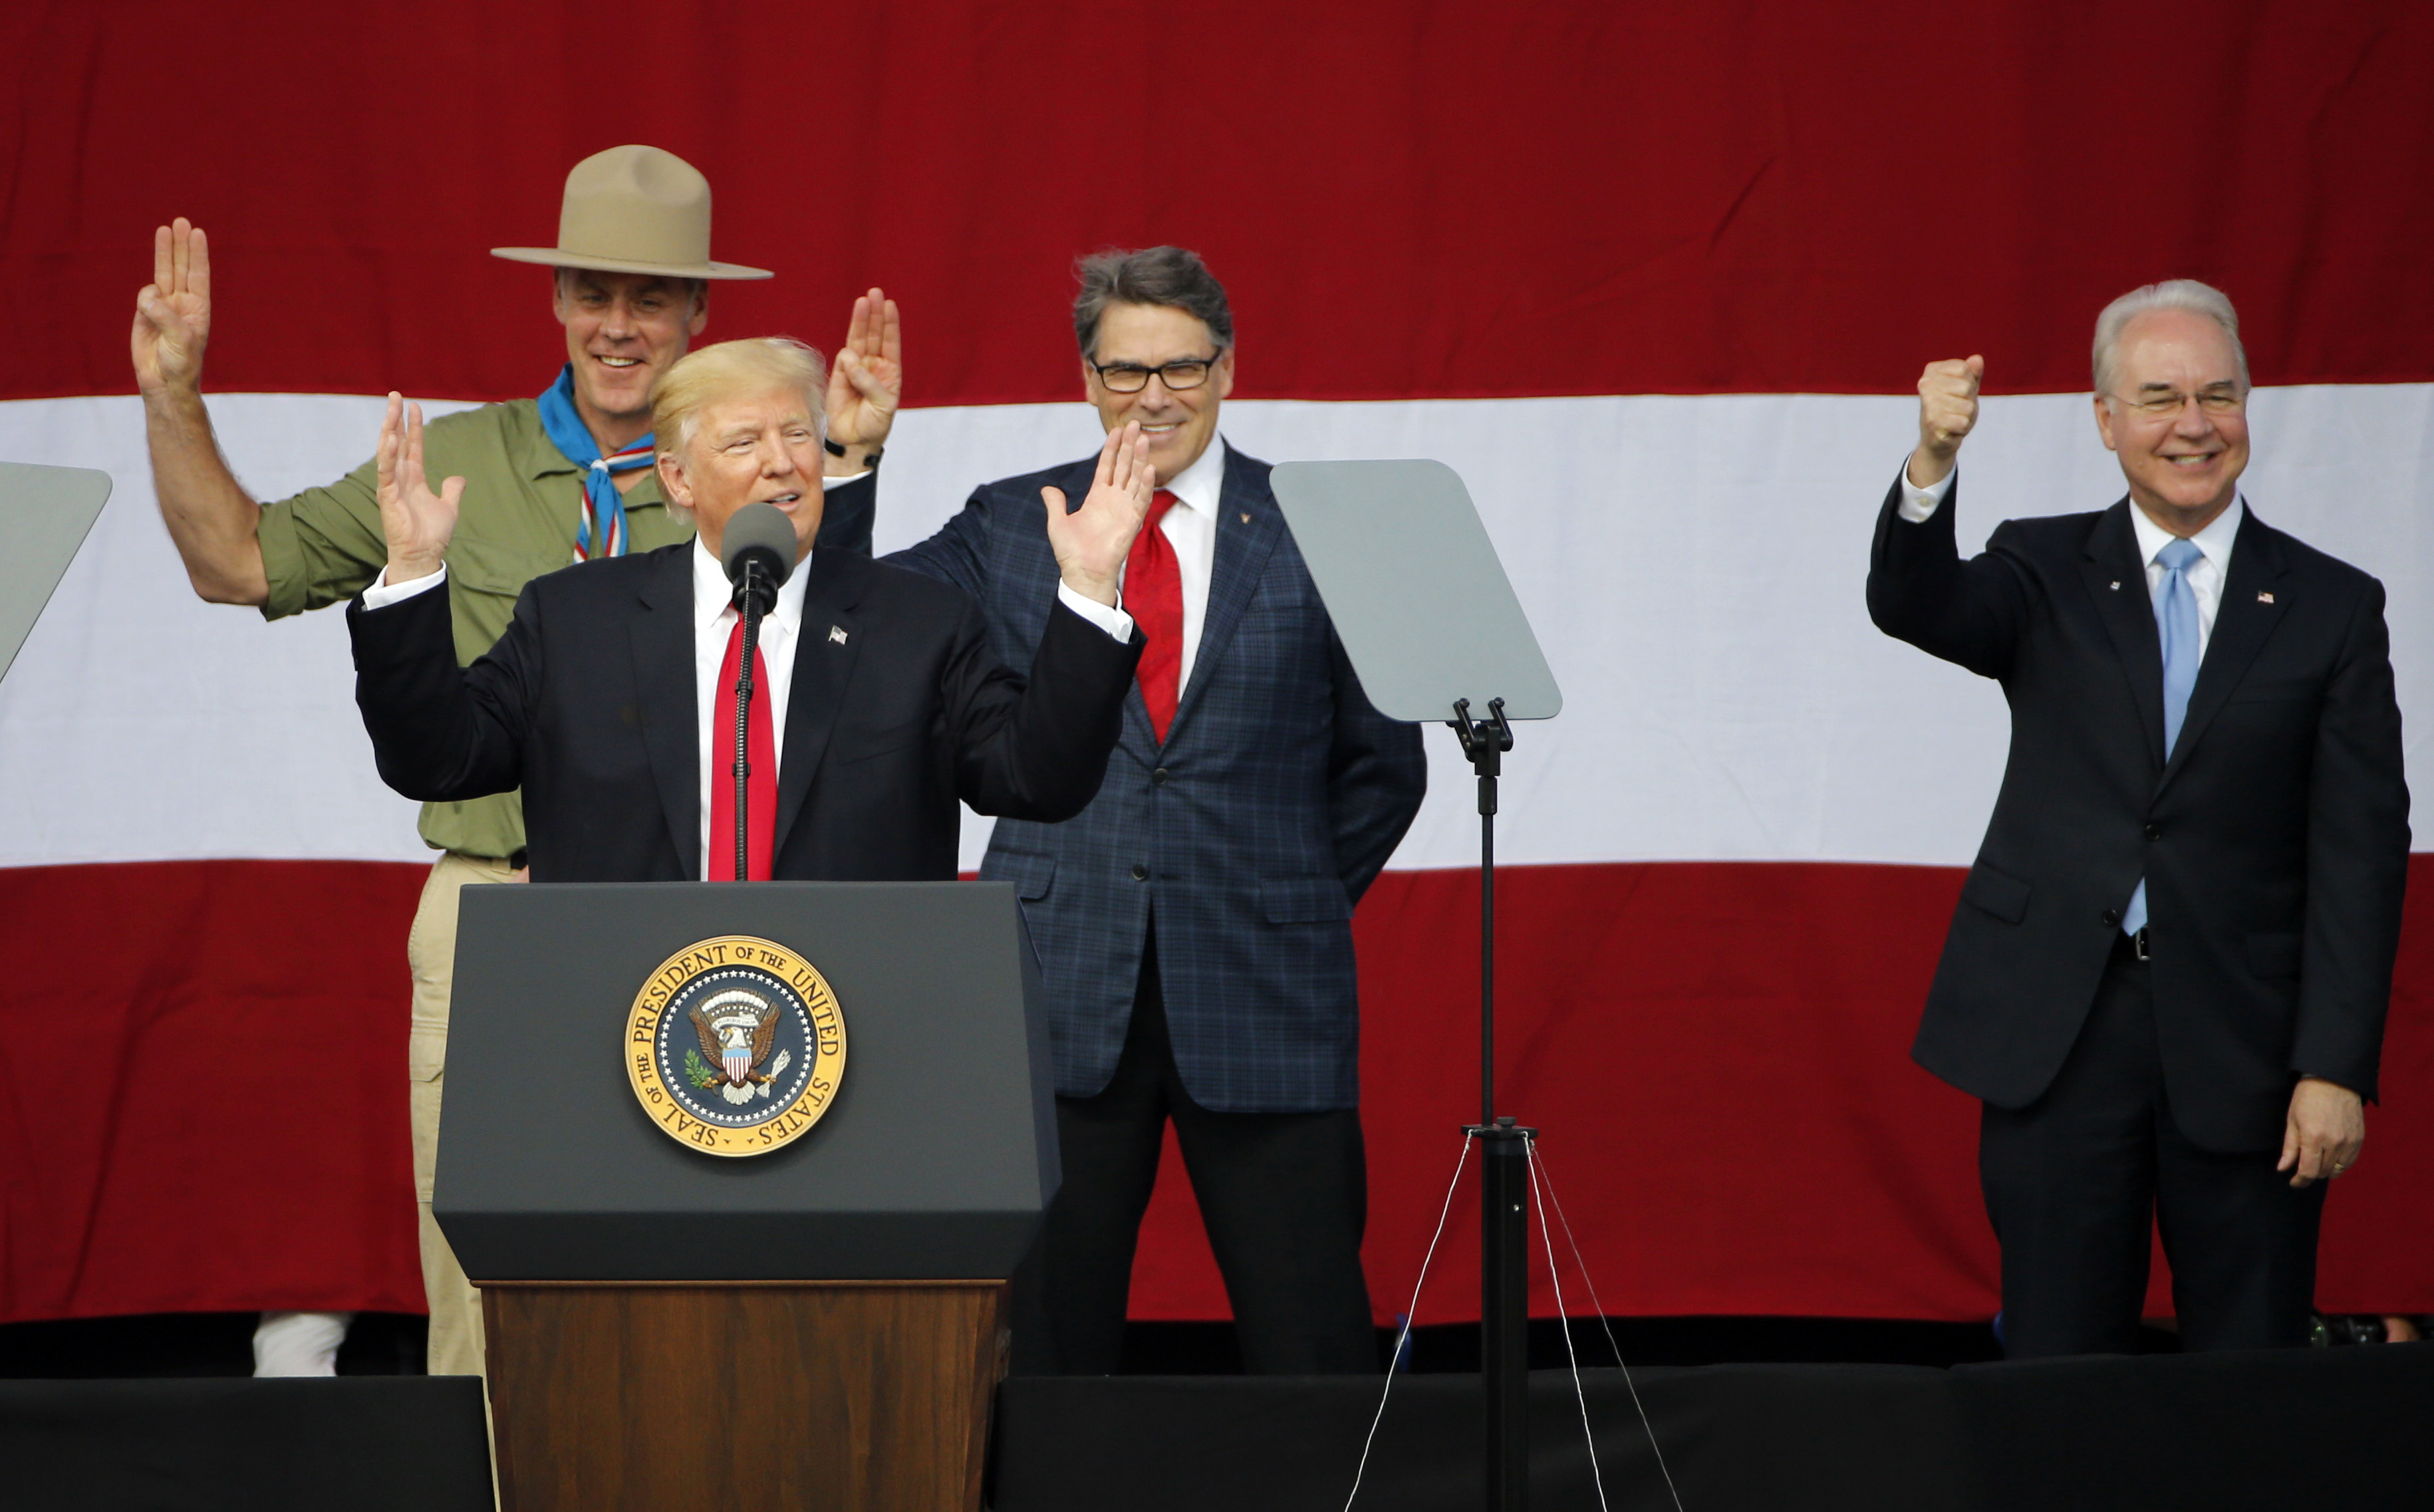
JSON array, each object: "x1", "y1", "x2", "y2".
[{"x1": 684, "y1": 989, "x2": 795, "y2": 1105}]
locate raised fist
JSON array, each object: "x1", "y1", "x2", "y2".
[{"x1": 1909, "y1": 354, "x2": 1984, "y2": 487}]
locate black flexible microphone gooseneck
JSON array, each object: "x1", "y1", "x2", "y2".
[{"x1": 718, "y1": 503, "x2": 797, "y2": 880}]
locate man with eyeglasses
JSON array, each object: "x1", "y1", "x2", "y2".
[
  {"x1": 1868, "y1": 279, "x2": 2407, "y2": 1356},
  {"x1": 886, "y1": 246, "x2": 1426, "y2": 1374}
]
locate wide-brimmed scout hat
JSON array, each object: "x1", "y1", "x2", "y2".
[{"x1": 491, "y1": 144, "x2": 772, "y2": 281}]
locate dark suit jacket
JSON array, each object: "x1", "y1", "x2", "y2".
[
  {"x1": 348, "y1": 542, "x2": 1142, "y2": 884},
  {"x1": 890, "y1": 443, "x2": 1428, "y2": 1113},
  {"x1": 1868, "y1": 477, "x2": 2409, "y2": 1150}
]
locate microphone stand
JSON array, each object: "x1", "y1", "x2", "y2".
[{"x1": 731, "y1": 561, "x2": 772, "y2": 881}]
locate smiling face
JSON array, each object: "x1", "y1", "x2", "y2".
[
  {"x1": 554, "y1": 270, "x2": 709, "y2": 445},
  {"x1": 656, "y1": 384, "x2": 826, "y2": 561},
  {"x1": 1082, "y1": 301, "x2": 1233, "y2": 483},
  {"x1": 2094, "y1": 308, "x2": 2250, "y2": 535}
]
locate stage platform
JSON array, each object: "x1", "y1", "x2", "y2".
[
  {"x1": 996, "y1": 1345, "x2": 2431, "y2": 1509},
  {"x1": 3, "y1": 1345, "x2": 2424, "y2": 1511},
  {"x1": 0, "y1": 1376, "x2": 491, "y2": 1511}
]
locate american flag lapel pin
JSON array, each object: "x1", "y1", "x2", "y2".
[
  {"x1": 829, "y1": 624, "x2": 849, "y2": 644},
  {"x1": 2256, "y1": 591, "x2": 2274, "y2": 604}
]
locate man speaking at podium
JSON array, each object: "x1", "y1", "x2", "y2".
[
  {"x1": 346, "y1": 336, "x2": 1149, "y2": 891},
  {"x1": 132, "y1": 146, "x2": 898, "y2": 1376}
]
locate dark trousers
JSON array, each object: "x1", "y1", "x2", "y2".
[
  {"x1": 1980, "y1": 940, "x2": 2327, "y2": 1357},
  {"x1": 1012, "y1": 927, "x2": 1377, "y2": 1375}
]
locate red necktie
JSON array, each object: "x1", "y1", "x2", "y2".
[
  {"x1": 708, "y1": 614, "x2": 777, "y2": 880},
  {"x1": 1127, "y1": 489, "x2": 1184, "y2": 742}
]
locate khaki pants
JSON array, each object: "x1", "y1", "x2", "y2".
[{"x1": 408, "y1": 851, "x2": 517, "y2": 1378}]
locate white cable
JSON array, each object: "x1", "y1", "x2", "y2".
[
  {"x1": 1343, "y1": 1132, "x2": 1474, "y2": 1512},
  {"x1": 1526, "y1": 1136, "x2": 1611, "y2": 1512},
  {"x1": 1533, "y1": 1141, "x2": 1688, "y2": 1512}
]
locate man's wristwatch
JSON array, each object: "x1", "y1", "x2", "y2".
[{"x1": 825, "y1": 438, "x2": 882, "y2": 465}]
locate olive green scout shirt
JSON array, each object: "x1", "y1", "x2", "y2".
[{"x1": 255, "y1": 398, "x2": 695, "y2": 859}]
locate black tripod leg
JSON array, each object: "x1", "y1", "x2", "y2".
[{"x1": 1481, "y1": 1126, "x2": 1530, "y2": 1511}]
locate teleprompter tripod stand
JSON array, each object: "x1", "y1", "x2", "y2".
[
  {"x1": 1270, "y1": 461, "x2": 1563, "y2": 1511},
  {"x1": 1454, "y1": 695, "x2": 1534, "y2": 1509}
]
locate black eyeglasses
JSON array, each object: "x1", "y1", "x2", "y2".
[{"x1": 1089, "y1": 354, "x2": 1222, "y2": 394}]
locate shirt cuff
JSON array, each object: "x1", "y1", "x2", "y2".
[
  {"x1": 1055, "y1": 580, "x2": 1135, "y2": 642},
  {"x1": 1896, "y1": 461, "x2": 1957, "y2": 523},
  {"x1": 821, "y1": 471, "x2": 867, "y2": 489},
  {"x1": 362, "y1": 563, "x2": 448, "y2": 608}
]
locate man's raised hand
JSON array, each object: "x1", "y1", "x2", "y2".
[
  {"x1": 1041, "y1": 422, "x2": 1153, "y2": 608},
  {"x1": 132, "y1": 219, "x2": 214, "y2": 396},
  {"x1": 374, "y1": 394, "x2": 464, "y2": 587},
  {"x1": 1909, "y1": 354, "x2": 1984, "y2": 488},
  {"x1": 827, "y1": 287, "x2": 902, "y2": 463}
]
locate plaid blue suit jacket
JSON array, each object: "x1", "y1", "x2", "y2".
[{"x1": 890, "y1": 443, "x2": 1426, "y2": 1112}]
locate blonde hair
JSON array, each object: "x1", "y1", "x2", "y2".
[{"x1": 651, "y1": 336, "x2": 828, "y2": 455}]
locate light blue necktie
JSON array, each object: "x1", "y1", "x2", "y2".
[{"x1": 2121, "y1": 537, "x2": 2205, "y2": 937}]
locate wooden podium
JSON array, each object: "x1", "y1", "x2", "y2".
[
  {"x1": 484, "y1": 1281, "x2": 1004, "y2": 1511},
  {"x1": 440, "y1": 883, "x2": 1061, "y2": 1512}
]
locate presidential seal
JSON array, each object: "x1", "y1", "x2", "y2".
[{"x1": 625, "y1": 936, "x2": 847, "y2": 1157}]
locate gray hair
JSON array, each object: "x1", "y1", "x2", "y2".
[
  {"x1": 2092, "y1": 279, "x2": 2248, "y2": 398},
  {"x1": 1073, "y1": 246, "x2": 1235, "y2": 357}
]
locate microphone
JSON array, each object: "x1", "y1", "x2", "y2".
[
  {"x1": 717, "y1": 501, "x2": 795, "y2": 881},
  {"x1": 721, "y1": 501, "x2": 795, "y2": 614}
]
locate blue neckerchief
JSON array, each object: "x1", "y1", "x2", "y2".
[{"x1": 537, "y1": 364, "x2": 656, "y2": 559}]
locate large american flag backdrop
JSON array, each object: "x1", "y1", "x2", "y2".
[{"x1": 3, "y1": 3, "x2": 2429, "y2": 1326}]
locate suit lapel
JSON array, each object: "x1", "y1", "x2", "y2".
[
  {"x1": 773, "y1": 551, "x2": 867, "y2": 856},
  {"x1": 2078, "y1": 501, "x2": 2168, "y2": 771},
  {"x1": 630, "y1": 547, "x2": 702, "y2": 880},
  {"x1": 1166, "y1": 446, "x2": 1281, "y2": 745},
  {"x1": 2160, "y1": 507, "x2": 2291, "y2": 791}
]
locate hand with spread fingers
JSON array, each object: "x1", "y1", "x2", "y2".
[
  {"x1": 2278, "y1": 1076, "x2": 2365, "y2": 1189},
  {"x1": 374, "y1": 394, "x2": 466, "y2": 587},
  {"x1": 1041, "y1": 422, "x2": 1152, "y2": 608},
  {"x1": 827, "y1": 287, "x2": 902, "y2": 471},
  {"x1": 1909, "y1": 354, "x2": 1984, "y2": 488},
  {"x1": 132, "y1": 218, "x2": 214, "y2": 397}
]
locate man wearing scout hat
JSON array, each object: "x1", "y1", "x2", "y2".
[{"x1": 132, "y1": 144, "x2": 902, "y2": 1378}]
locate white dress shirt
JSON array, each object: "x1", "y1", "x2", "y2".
[
  {"x1": 1136, "y1": 438, "x2": 1225, "y2": 695},
  {"x1": 1896, "y1": 464, "x2": 2244, "y2": 659}
]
